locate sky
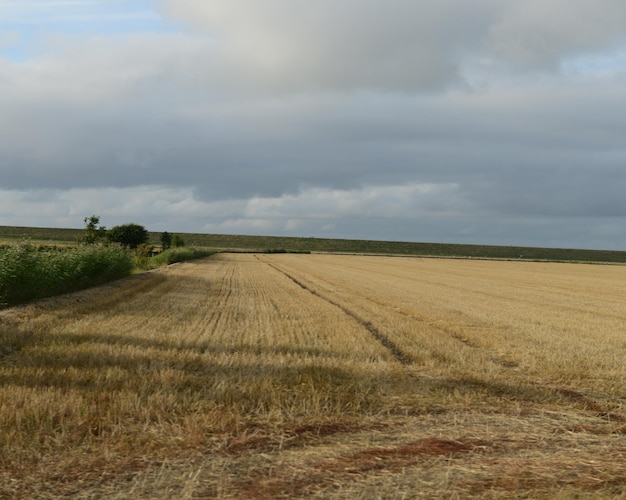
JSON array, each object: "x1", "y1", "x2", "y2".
[{"x1": 1, "y1": 1, "x2": 626, "y2": 249}]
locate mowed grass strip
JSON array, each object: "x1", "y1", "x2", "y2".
[{"x1": 1, "y1": 254, "x2": 626, "y2": 498}]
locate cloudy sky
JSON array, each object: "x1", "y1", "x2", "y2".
[{"x1": 2, "y1": 0, "x2": 626, "y2": 249}]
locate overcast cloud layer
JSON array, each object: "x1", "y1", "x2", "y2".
[{"x1": 1, "y1": 0, "x2": 626, "y2": 249}]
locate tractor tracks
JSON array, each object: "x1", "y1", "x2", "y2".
[
  {"x1": 258, "y1": 255, "x2": 626, "y2": 424},
  {"x1": 259, "y1": 257, "x2": 411, "y2": 366}
]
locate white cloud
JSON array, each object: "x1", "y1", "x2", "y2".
[{"x1": 0, "y1": 33, "x2": 208, "y2": 103}]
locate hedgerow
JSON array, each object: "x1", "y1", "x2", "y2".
[{"x1": 0, "y1": 244, "x2": 133, "y2": 307}]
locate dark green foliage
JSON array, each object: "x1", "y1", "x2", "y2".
[
  {"x1": 107, "y1": 223, "x2": 148, "y2": 249},
  {"x1": 160, "y1": 231, "x2": 172, "y2": 250},
  {"x1": 82, "y1": 215, "x2": 107, "y2": 244},
  {"x1": 144, "y1": 247, "x2": 214, "y2": 267},
  {"x1": 0, "y1": 245, "x2": 133, "y2": 307}
]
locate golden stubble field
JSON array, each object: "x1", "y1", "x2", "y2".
[{"x1": 1, "y1": 253, "x2": 626, "y2": 498}]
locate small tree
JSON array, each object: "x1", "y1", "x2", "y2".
[
  {"x1": 160, "y1": 231, "x2": 172, "y2": 250},
  {"x1": 82, "y1": 215, "x2": 107, "y2": 244},
  {"x1": 172, "y1": 234, "x2": 185, "y2": 248},
  {"x1": 108, "y1": 223, "x2": 149, "y2": 249}
]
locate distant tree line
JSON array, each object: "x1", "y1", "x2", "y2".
[{"x1": 82, "y1": 215, "x2": 184, "y2": 250}]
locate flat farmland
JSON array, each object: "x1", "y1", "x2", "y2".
[{"x1": 2, "y1": 254, "x2": 626, "y2": 498}]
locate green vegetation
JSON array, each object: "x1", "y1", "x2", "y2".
[
  {"x1": 153, "y1": 233, "x2": 626, "y2": 263},
  {"x1": 82, "y1": 215, "x2": 107, "y2": 245},
  {"x1": 0, "y1": 218, "x2": 214, "y2": 307},
  {"x1": 171, "y1": 233, "x2": 185, "y2": 247},
  {"x1": 152, "y1": 247, "x2": 213, "y2": 265},
  {"x1": 1, "y1": 225, "x2": 626, "y2": 263},
  {"x1": 0, "y1": 244, "x2": 133, "y2": 307},
  {"x1": 0, "y1": 242, "x2": 214, "y2": 307},
  {"x1": 160, "y1": 231, "x2": 172, "y2": 250},
  {"x1": 135, "y1": 247, "x2": 215, "y2": 270},
  {"x1": 0, "y1": 225, "x2": 83, "y2": 244},
  {"x1": 107, "y1": 223, "x2": 149, "y2": 249}
]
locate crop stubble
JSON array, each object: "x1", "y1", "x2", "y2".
[{"x1": 1, "y1": 253, "x2": 626, "y2": 498}]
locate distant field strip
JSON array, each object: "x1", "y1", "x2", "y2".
[{"x1": 2, "y1": 253, "x2": 626, "y2": 498}]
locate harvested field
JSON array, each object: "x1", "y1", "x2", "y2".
[{"x1": 1, "y1": 253, "x2": 626, "y2": 498}]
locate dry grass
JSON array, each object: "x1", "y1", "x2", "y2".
[{"x1": 1, "y1": 253, "x2": 626, "y2": 498}]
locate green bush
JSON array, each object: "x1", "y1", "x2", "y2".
[
  {"x1": 135, "y1": 247, "x2": 214, "y2": 270},
  {"x1": 152, "y1": 247, "x2": 214, "y2": 265},
  {"x1": 0, "y1": 245, "x2": 133, "y2": 307}
]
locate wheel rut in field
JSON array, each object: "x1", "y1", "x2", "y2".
[
  {"x1": 260, "y1": 258, "x2": 411, "y2": 366},
  {"x1": 258, "y1": 257, "x2": 626, "y2": 423}
]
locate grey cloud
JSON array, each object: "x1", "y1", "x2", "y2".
[
  {"x1": 3, "y1": 52, "x2": 626, "y2": 220},
  {"x1": 2, "y1": 2, "x2": 626, "y2": 249},
  {"x1": 162, "y1": 0, "x2": 493, "y2": 92},
  {"x1": 483, "y1": 1, "x2": 626, "y2": 71},
  {"x1": 163, "y1": 0, "x2": 626, "y2": 92}
]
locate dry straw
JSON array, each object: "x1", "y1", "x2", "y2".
[{"x1": 1, "y1": 253, "x2": 626, "y2": 498}]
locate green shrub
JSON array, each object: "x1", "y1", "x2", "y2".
[
  {"x1": 0, "y1": 244, "x2": 133, "y2": 307},
  {"x1": 135, "y1": 247, "x2": 214, "y2": 270},
  {"x1": 152, "y1": 247, "x2": 214, "y2": 265}
]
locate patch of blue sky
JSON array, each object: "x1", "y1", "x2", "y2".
[
  {"x1": 0, "y1": 0, "x2": 180, "y2": 62},
  {"x1": 561, "y1": 51, "x2": 626, "y2": 77}
]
